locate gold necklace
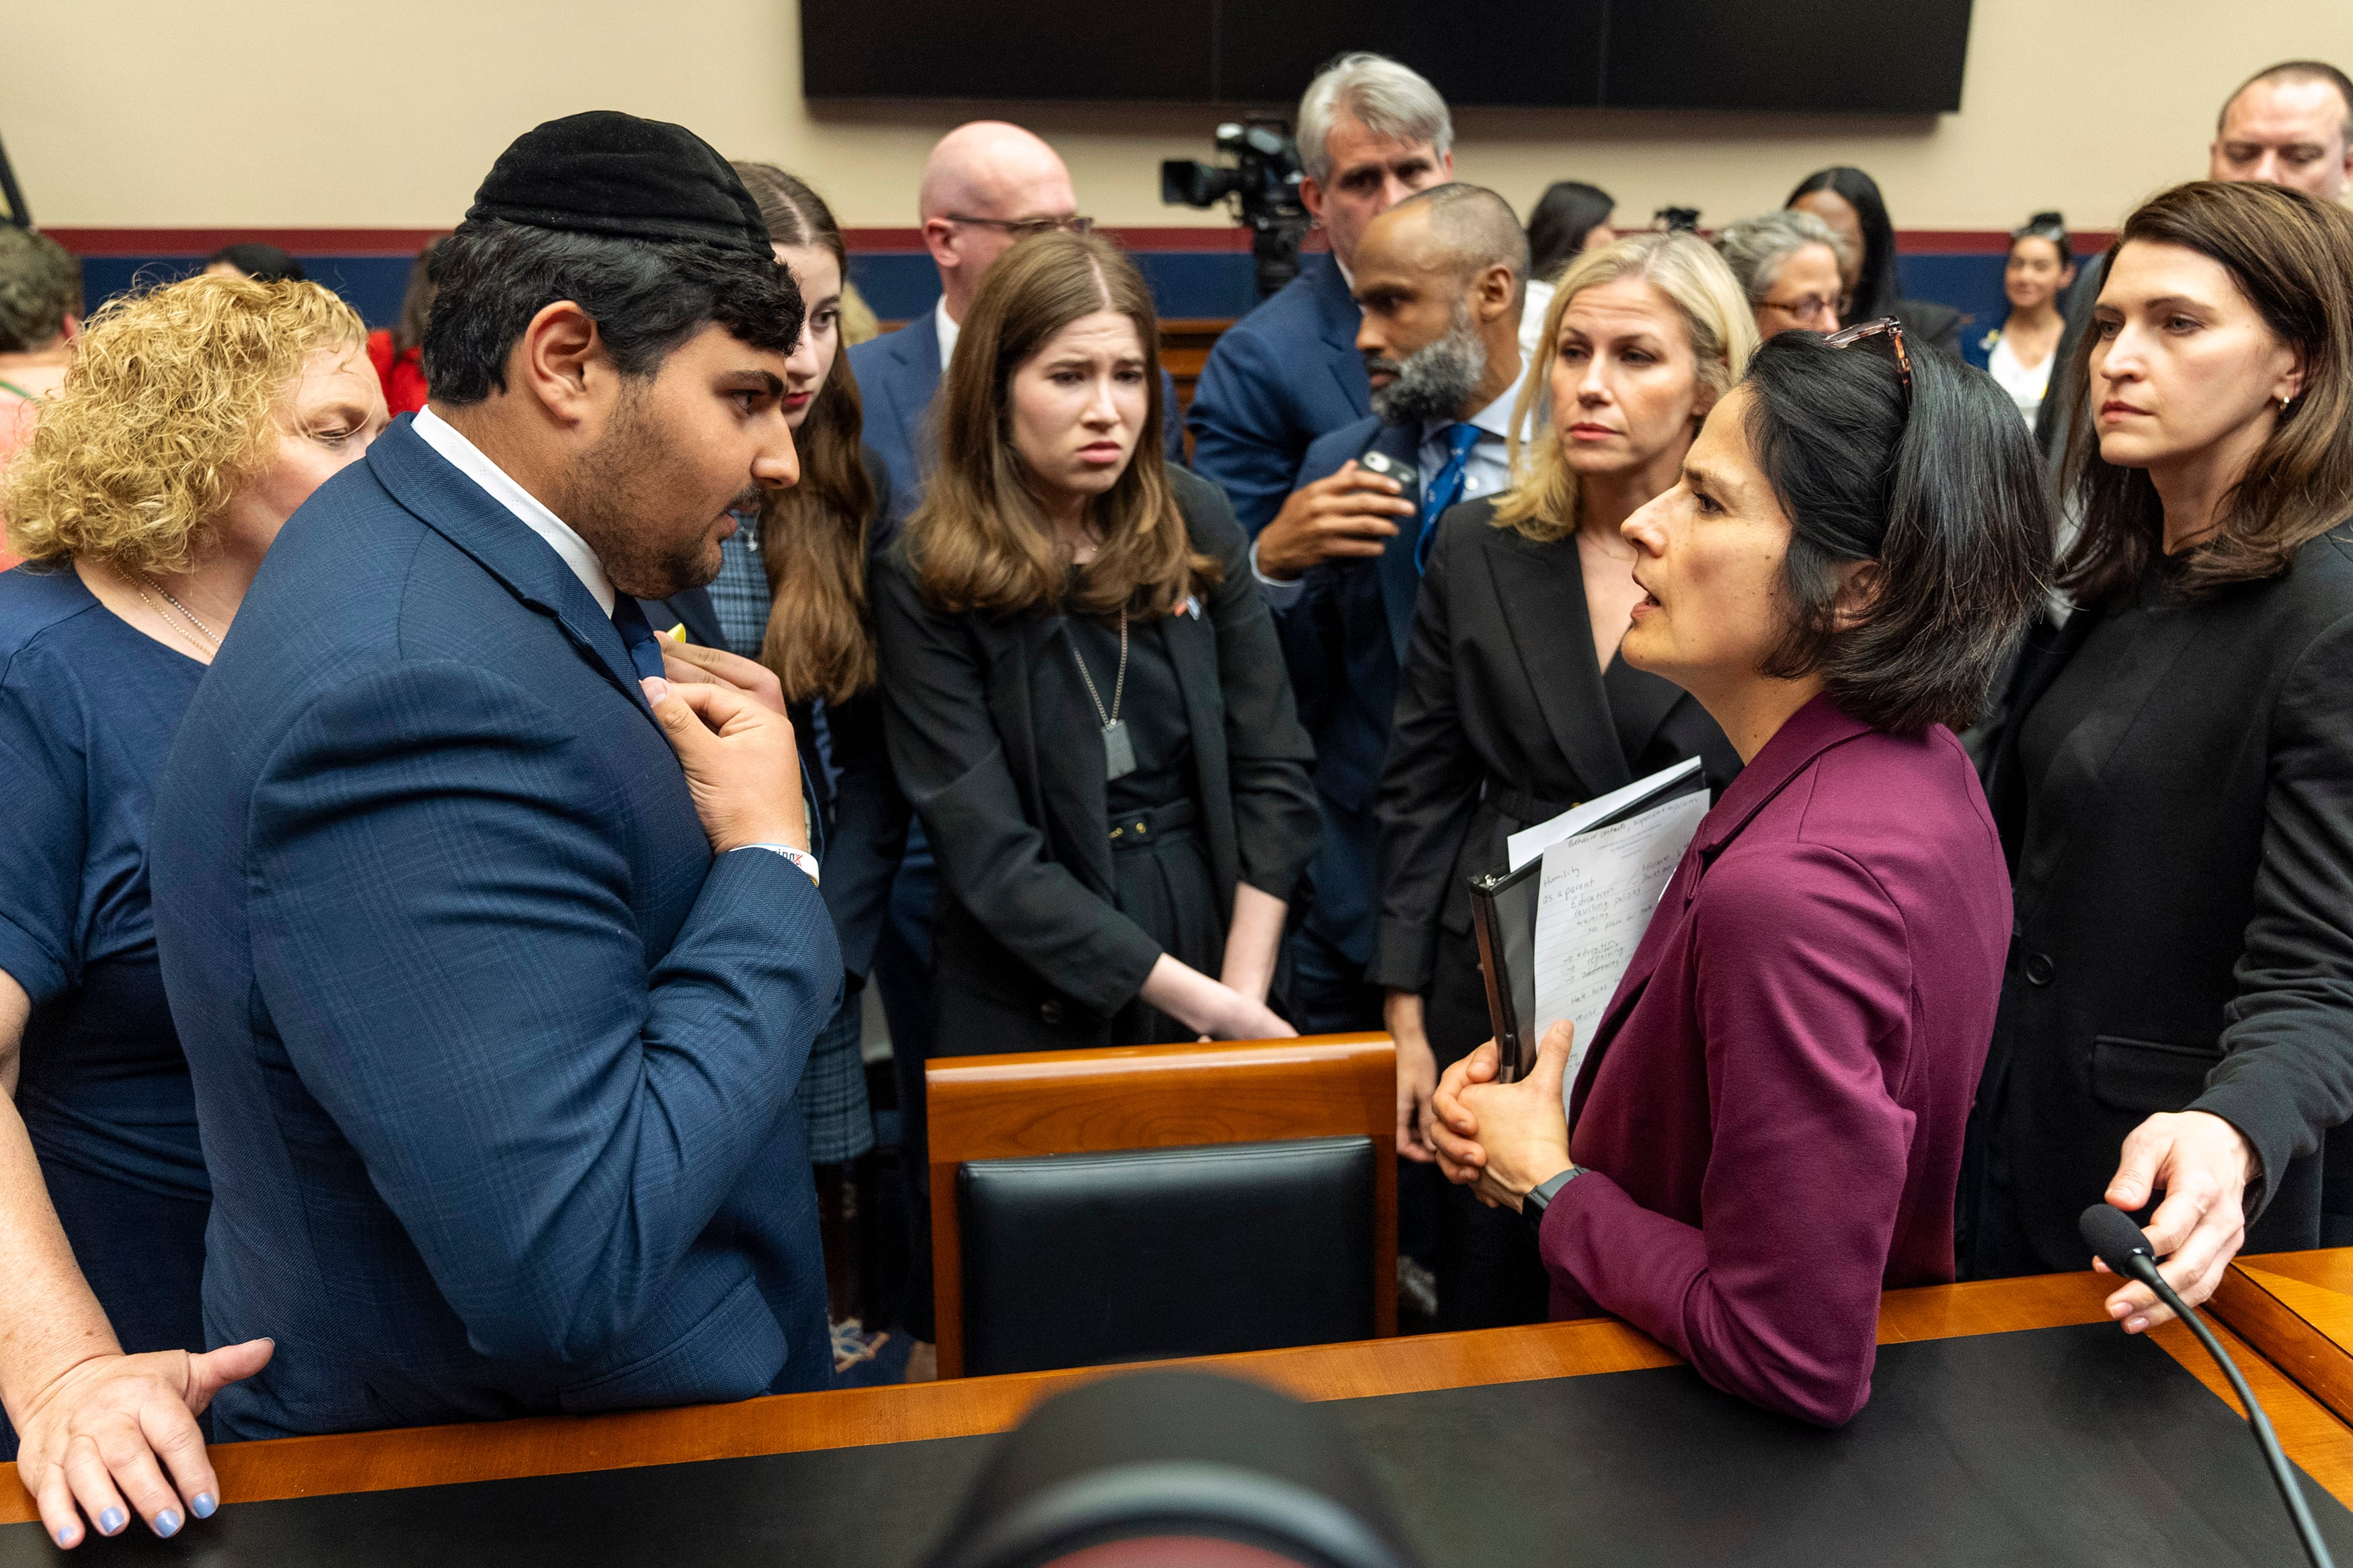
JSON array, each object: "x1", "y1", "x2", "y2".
[{"x1": 126, "y1": 569, "x2": 222, "y2": 655}]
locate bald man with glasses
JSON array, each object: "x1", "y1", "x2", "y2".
[{"x1": 849, "y1": 120, "x2": 1180, "y2": 532}]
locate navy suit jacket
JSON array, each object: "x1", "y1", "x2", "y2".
[
  {"x1": 151, "y1": 416, "x2": 841, "y2": 1439},
  {"x1": 1273, "y1": 413, "x2": 1423, "y2": 963},
  {"x1": 1187, "y1": 253, "x2": 1371, "y2": 536},
  {"x1": 850, "y1": 317, "x2": 1187, "y2": 532}
]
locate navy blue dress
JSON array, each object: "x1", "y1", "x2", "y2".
[{"x1": 0, "y1": 564, "x2": 208, "y2": 1455}]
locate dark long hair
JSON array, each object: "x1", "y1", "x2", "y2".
[
  {"x1": 908, "y1": 231, "x2": 1215, "y2": 619},
  {"x1": 393, "y1": 239, "x2": 444, "y2": 354},
  {"x1": 731, "y1": 161, "x2": 880, "y2": 704},
  {"x1": 2059, "y1": 181, "x2": 2353, "y2": 608},
  {"x1": 1787, "y1": 167, "x2": 1899, "y2": 321},
  {"x1": 1525, "y1": 181, "x2": 1614, "y2": 282},
  {"x1": 1743, "y1": 331, "x2": 2051, "y2": 733},
  {"x1": 2009, "y1": 210, "x2": 2068, "y2": 267}
]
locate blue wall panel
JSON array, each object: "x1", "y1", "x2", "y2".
[
  {"x1": 84, "y1": 248, "x2": 2023, "y2": 345},
  {"x1": 81, "y1": 255, "x2": 417, "y2": 329}
]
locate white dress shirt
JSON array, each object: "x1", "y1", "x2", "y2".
[
  {"x1": 934, "y1": 295, "x2": 961, "y2": 369},
  {"x1": 411, "y1": 406, "x2": 616, "y2": 615}
]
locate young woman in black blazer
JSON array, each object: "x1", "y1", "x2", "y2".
[
  {"x1": 1374, "y1": 232, "x2": 1756, "y2": 1328},
  {"x1": 1968, "y1": 181, "x2": 2353, "y2": 1331},
  {"x1": 875, "y1": 233, "x2": 1320, "y2": 1056}
]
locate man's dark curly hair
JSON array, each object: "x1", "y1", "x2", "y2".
[{"x1": 422, "y1": 219, "x2": 803, "y2": 403}]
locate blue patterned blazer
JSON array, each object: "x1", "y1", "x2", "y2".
[{"x1": 151, "y1": 414, "x2": 841, "y2": 1439}]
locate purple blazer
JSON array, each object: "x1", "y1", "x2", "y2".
[{"x1": 1540, "y1": 694, "x2": 2010, "y2": 1426}]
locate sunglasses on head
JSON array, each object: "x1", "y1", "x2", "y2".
[{"x1": 1824, "y1": 316, "x2": 1913, "y2": 411}]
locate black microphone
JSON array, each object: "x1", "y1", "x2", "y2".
[{"x1": 2079, "y1": 1203, "x2": 2336, "y2": 1568}]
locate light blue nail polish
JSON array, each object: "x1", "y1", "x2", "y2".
[
  {"x1": 192, "y1": 1491, "x2": 218, "y2": 1519},
  {"x1": 155, "y1": 1510, "x2": 183, "y2": 1537},
  {"x1": 98, "y1": 1507, "x2": 126, "y2": 1535},
  {"x1": 53, "y1": 1527, "x2": 75, "y2": 1547}
]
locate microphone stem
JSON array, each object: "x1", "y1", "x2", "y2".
[{"x1": 2132, "y1": 1258, "x2": 2336, "y2": 1568}]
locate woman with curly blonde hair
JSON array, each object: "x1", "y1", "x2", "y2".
[{"x1": 0, "y1": 272, "x2": 383, "y2": 1549}]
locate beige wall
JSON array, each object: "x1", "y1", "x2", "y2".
[{"x1": 7, "y1": 0, "x2": 2348, "y2": 235}]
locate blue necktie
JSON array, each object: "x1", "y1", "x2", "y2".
[
  {"x1": 1416, "y1": 423, "x2": 1483, "y2": 574},
  {"x1": 610, "y1": 597, "x2": 670, "y2": 685}
]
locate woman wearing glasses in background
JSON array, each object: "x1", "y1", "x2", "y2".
[
  {"x1": 1966, "y1": 181, "x2": 2353, "y2": 1327},
  {"x1": 1426, "y1": 321, "x2": 2050, "y2": 1425},
  {"x1": 874, "y1": 232, "x2": 1318, "y2": 1055},
  {"x1": 1788, "y1": 166, "x2": 1964, "y2": 356},
  {"x1": 1966, "y1": 212, "x2": 2076, "y2": 429},
  {"x1": 1712, "y1": 209, "x2": 1852, "y2": 340}
]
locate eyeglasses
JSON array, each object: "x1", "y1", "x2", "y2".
[
  {"x1": 1761, "y1": 292, "x2": 1853, "y2": 322},
  {"x1": 1825, "y1": 316, "x2": 1913, "y2": 410},
  {"x1": 941, "y1": 213, "x2": 1094, "y2": 239}
]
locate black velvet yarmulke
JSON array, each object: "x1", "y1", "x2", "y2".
[{"x1": 460, "y1": 110, "x2": 768, "y2": 257}]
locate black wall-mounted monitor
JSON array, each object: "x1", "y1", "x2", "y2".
[{"x1": 800, "y1": 0, "x2": 1971, "y2": 113}]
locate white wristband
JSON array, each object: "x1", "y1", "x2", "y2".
[{"x1": 737, "y1": 842, "x2": 820, "y2": 886}]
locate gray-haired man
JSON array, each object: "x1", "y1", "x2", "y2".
[{"x1": 1186, "y1": 52, "x2": 1456, "y2": 538}]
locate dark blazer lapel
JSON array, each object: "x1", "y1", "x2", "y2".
[
  {"x1": 368, "y1": 419, "x2": 651, "y2": 718},
  {"x1": 1482, "y1": 526, "x2": 1633, "y2": 798},
  {"x1": 1370, "y1": 423, "x2": 1426, "y2": 661},
  {"x1": 2011, "y1": 597, "x2": 2208, "y2": 927},
  {"x1": 883, "y1": 323, "x2": 942, "y2": 462},
  {"x1": 1161, "y1": 595, "x2": 1236, "y2": 886},
  {"x1": 1601, "y1": 656, "x2": 1683, "y2": 768},
  {"x1": 1020, "y1": 613, "x2": 1117, "y2": 900},
  {"x1": 1313, "y1": 255, "x2": 1372, "y2": 417}
]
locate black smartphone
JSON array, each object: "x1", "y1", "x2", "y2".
[{"x1": 1354, "y1": 446, "x2": 1420, "y2": 509}]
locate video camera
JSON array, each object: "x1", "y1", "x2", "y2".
[{"x1": 1162, "y1": 117, "x2": 1312, "y2": 301}]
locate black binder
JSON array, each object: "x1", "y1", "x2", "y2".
[
  {"x1": 1467, "y1": 856, "x2": 1544, "y2": 1082},
  {"x1": 1466, "y1": 761, "x2": 1709, "y2": 1083}
]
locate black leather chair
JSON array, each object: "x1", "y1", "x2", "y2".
[
  {"x1": 960, "y1": 1135, "x2": 1377, "y2": 1376},
  {"x1": 926, "y1": 1036, "x2": 1398, "y2": 1377}
]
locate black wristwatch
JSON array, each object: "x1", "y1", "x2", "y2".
[{"x1": 1520, "y1": 1166, "x2": 1581, "y2": 1235}]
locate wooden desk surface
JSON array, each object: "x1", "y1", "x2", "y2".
[
  {"x1": 2212, "y1": 1247, "x2": 2353, "y2": 1429},
  {"x1": 10, "y1": 1266, "x2": 2350, "y2": 1526}
]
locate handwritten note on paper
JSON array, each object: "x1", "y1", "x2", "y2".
[{"x1": 1531, "y1": 789, "x2": 1708, "y2": 1110}]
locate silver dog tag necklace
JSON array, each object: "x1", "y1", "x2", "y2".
[{"x1": 1070, "y1": 608, "x2": 1135, "y2": 781}]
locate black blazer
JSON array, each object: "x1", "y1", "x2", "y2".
[
  {"x1": 1972, "y1": 526, "x2": 2353, "y2": 1270},
  {"x1": 874, "y1": 468, "x2": 1321, "y2": 1055},
  {"x1": 1369, "y1": 499, "x2": 1741, "y2": 997}
]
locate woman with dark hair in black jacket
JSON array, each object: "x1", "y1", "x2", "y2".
[
  {"x1": 1787, "y1": 166, "x2": 1962, "y2": 355},
  {"x1": 1966, "y1": 180, "x2": 2353, "y2": 1332}
]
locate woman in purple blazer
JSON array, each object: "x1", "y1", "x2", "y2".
[{"x1": 1427, "y1": 325, "x2": 2050, "y2": 1426}]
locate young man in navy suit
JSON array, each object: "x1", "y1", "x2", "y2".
[
  {"x1": 151, "y1": 114, "x2": 842, "y2": 1444},
  {"x1": 1261, "y1": 185, "x2": 1531, "y2": 1034},
  {"x1": 1186, "y1": 52, "x2": 1455, "y2": 536}
]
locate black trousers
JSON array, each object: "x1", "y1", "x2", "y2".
[
  {"x1": 1425, "y1": 918, "x2": 1550, "y2": 1329},
  {"x1": 1284, "y1": 919, "x2": 1385, "y2": 1036},
  {"x1": 876, "y1": 837, "x2": 940, "y2": 1343}
]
